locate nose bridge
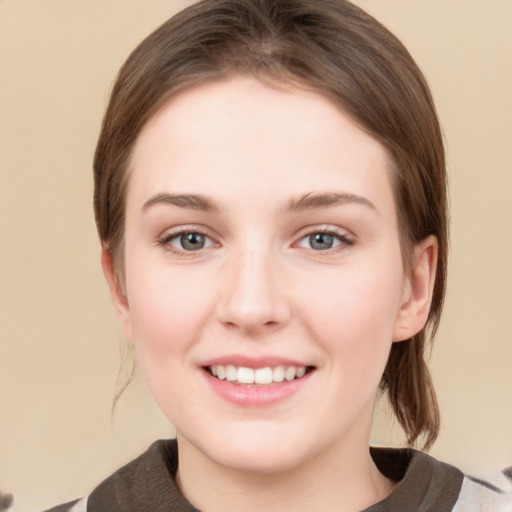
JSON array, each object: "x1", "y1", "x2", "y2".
[{"x1": 217, "y1": 236, "x2": 290, "y2": 333}]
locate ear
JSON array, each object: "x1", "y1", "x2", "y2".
[
  {"x1": 393, "y1": 235, "x2": 438, "y2": 342},
  {"x1": 101, "y1": 245, "x2": 133, "y2": 341}
]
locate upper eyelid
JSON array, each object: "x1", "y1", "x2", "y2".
[
  {"x1": 158, "y1": 225, "x2": 217, "y2": 239},
  {"x1": 294, "y1": 224, "x2": 354, "y2": 239}
]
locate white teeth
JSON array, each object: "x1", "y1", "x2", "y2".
[
  {"x1": 255, "y1": 367, "x2": 273, "y2": 384},
  {"x1": 225, "y1": 365, "x2": 237, "y2": 381},
  {"x1": 209, "y1": 364, "x2": 308, "y2": 385},
  {"x1": 272, "y1": 365, "x2": 285, "y2": 382},
  {"x1": 284, "y1": 366, "x2": 297, "y2": 381},
  {"x1": 237, "y1": 367, "x2": 254, "y2": 384}
]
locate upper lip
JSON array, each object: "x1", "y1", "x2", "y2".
[{"x1": 200, "y1": 355, "x2": 314, "y2": 369}]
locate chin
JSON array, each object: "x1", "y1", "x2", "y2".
[
  {"x1": 216, "y1": 445, "x2": 307, "y2": 476},
  {"x1": 187, "y1": 423, "x2": 317, "y2": 476}
]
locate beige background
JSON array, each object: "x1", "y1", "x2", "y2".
[{"x1": 1, "y1": 1, "x2": 511, "y2": 511}]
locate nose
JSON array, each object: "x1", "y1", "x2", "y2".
[{"x1": 216, "y1": 245, "x2": 291, "y2": 335}]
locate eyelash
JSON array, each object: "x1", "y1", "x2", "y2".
[
  {"x1": 157, "y1": 228, "x2": 216, "y2": 255},
  {"x1": 156, "y1": 227, "x2": 355, "y2": 255},
  {"x1": 295, "y1": 228, "x2": 354, "y2": 253}
]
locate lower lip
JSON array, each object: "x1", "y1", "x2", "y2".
[{"x1": 203, "y1": 370, "x2": 313, "y2": 407}]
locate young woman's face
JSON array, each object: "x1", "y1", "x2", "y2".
[{"x1": 112, "y1": 76, "x2": 421, "y2": 474}]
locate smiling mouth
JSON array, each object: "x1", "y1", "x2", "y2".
[{"x1": 205, "y1": 365, "x2": 315, "y2": 385}]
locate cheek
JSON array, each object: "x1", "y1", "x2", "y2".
[
  {"x1": 124, "y1": 258, "x2": 217, "y2": 362},
  {"x1": 298, "y1": 267, "x2": 403, "y2": 415},
  {"x1": 124, "y1": 262, "x2": 216, "y2": 419},
  {"x1": 295, "y1": 260, "x2": 404, "y2": 364}
]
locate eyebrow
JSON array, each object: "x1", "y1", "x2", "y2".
[
  {"x1": 282, "y1": 192, "x2": 376, "y2": 213},
  {"x1": 142, "y1": 191, "x2": 376, "y2": 215},
  {"x1": 142, "y1": 193, "x2": 219, "y2": 212}
]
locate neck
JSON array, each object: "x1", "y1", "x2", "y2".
[{"x1": 176, "y1": 433, "x2": 394, "y2": 512}]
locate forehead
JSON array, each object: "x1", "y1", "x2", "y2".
[{"x1": 127, "y1": 76, "x2": 395, "y2": 215}]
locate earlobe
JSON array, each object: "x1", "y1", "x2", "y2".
[
  {"x1": 100, "y1": 245, "x2": 133, "y2": 340},
  {"x1": 393, "y1": 235, "x2": 438, "y2": 342}
]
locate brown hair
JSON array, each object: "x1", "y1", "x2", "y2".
[{"x1": 94, "y1": 0, "x2": 447, "y2": 449}]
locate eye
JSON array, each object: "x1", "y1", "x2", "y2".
[
  {"x1": 160, "y1": 231, "x2": 215, "y2": 252},
  {"x1": 297, "y1": 231, "x2": 353, "y2": 251}
]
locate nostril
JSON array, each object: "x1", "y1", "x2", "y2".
[{"x1": 219, "y1": 314, "x2": 286, "y2": 334}]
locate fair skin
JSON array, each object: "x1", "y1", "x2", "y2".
[{"x1": 102, "y1": 76, "x2": 437, "y2": 512}]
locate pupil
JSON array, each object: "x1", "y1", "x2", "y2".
[
  {"x1": 181, "y1": 233, "x2": 205, "y2": 250},
  {"x1": 310, "y1": 233, "x2": 333, "y2": 250}
]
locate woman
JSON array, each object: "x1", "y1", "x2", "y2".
[{"x1": 49, "y1": 0, "x2": 511, "y2": 510}]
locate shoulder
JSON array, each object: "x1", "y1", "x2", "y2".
[
  {"x1": 453, "y1": 471, "x2": 512, "y2": 512},
  {"x1": 368, "y1": 447, "x2": 512, "y2": 512},
  {"x1": 45, "y1": 439, "x2": 196, "y2": 512},
  {"x1": 43, "y1": 498, "x2": 87, "y2": 512}
]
